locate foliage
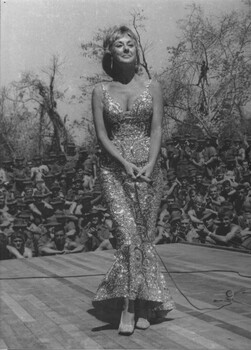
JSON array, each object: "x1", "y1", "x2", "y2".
[
  {"x1": 0, "y1": 85, "x2": 40, "y2": 161},
  {"x1": 0, "y1": 55, "x2": 73, "y2": 161},
  {"x1": 161, "y1": 2, "x2": 251, "y2": 142}
]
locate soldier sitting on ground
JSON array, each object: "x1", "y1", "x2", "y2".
[{"x1": 8, "y1": 231, "x2": 33, "y2": 259}]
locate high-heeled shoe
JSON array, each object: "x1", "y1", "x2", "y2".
[
  {"x1": 135, "y1": 317, "x2": 150, "y2": 330},
  {"x1": 118, "y1": 311, "x2": 135, "y2": 335}
]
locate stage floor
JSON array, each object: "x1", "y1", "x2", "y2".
[{"x1": 0, "y1": 243, "x2": 250, "y2": 350}]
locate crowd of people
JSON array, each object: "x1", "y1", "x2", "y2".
[
  {"x1": 157, "y1": 133, "x2": 251, "y2": 251},
  {"x1": 1, "y1": 134, "x2": 251, "y2": 260},
  {"x1": 0, "y1": 143, "x2": 115, "y2": 260}
]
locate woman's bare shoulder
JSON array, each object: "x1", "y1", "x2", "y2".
[
  {"x1": 149, "y1": 78, "x2": 162, "y2": 92},
  {"x1": 92, "y1": 83, "x2": 103, "y2": 97}
]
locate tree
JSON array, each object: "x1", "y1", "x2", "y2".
[
  {"x1": 0, "y1": 55, "x2": 73, "y2": 162},
  {"x1": 0, "y1": 85, "x2": 39, "y2": 161},
  {"x1": 14, "y1": 55, "x2": 72, "y2": 154},
  {"x1": 161, "y1": 1, "x2": 251, "y2": 141}
]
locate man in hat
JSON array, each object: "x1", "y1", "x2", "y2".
[
  {"x1": 38, "y1": 216, "x2": 62, "y2": 254},
  {"x1": 49, "y1": 181, "x2": 64, "y2": 200},
  {"x1": 68, "y1": 182, "x2": 86, "y2": 216},
  {"x1": 63, "y1": 142, "x2": 78, "y2": 172},
  {"x1": 79, "y1": 209, "x2": 106, "y2": 251},
  {"x1": 29, "y1": 192, "x2": 54, "y2": 219},
  {"x1": 13, "y1": 157, "x2": 31, "y2": 193},
  {"x1": 162, "y1": 170, "x2": 180, "y2": 200},
  {"x1": 6, "y1": 198, "x2": 18, "y2": 217}
]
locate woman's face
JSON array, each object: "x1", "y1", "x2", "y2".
[{"x1": 112, "y1": 34, "x2": 137, "y2": 65}]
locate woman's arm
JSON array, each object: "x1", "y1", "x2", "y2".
[{"x1": 92, "y1": 85, "x2": 139, "y2": 178}]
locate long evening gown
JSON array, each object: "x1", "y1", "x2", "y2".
[{"x1": 92, "y1": 80, "x2": 174, "y2": 319}]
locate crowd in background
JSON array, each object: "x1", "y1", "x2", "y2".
[{"x1": 1, "y1": 134, "x2": 251, "y2": 260}]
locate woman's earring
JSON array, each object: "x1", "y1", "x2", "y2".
[
  {"x1": 135, "y1": 59, "x2": 139, "y2": 72},
  {"x1": 110, "y1": 56, "x2": 113, "y2": 71}
]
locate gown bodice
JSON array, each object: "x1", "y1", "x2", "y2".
[{"x1": 100, "y1": 80, "x2": 153, "y2": 167}]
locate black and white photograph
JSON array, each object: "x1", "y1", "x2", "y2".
[{"x1": 0, "y1": 0, "x2": 251, "y2": 349}]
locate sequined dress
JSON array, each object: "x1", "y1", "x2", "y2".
[{"x1": 92, "y1": 80, "x2": 174, "y2": 318}]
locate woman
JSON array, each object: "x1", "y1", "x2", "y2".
[{"x1": 92, "y1": 25, "x2": 174, "y2": 335}]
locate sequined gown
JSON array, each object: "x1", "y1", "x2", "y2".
[{"x1": 92, "y1": 80, "x2": 174, "y2": 318}]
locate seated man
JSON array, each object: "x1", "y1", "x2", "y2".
[
  {"x1": 188, "y1": 195, "x2": 207, "y2": 225},
  {"x1": 207, "y1": 210, "x2": 242, "y2": 248},
  {"x1": 174, "y1": 214, "x2": 198, "y2": 243},
  {"x1": 79, "y1": 209, "x2": 110, "y2": 251},
  {"x1": 206, "y1": 185, "x2": 225, "y2": 213},
  {"x1": 195, "y1": 211, "x2": 218, "y2": 244},
  {"x1": 40, "y1": 227, "x2": 84, "y2": 256},
  {"x1": 8, "y1": 231, "x2": 33, "y2": 258}
]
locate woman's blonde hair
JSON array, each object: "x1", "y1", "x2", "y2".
[{"x1": 102, "y1": 25, "x2": 140, "y2": 77}]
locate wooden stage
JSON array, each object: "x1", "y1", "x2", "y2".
[{"x1": 0, "y1": 243, "x2": 250, "y2": 350}]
